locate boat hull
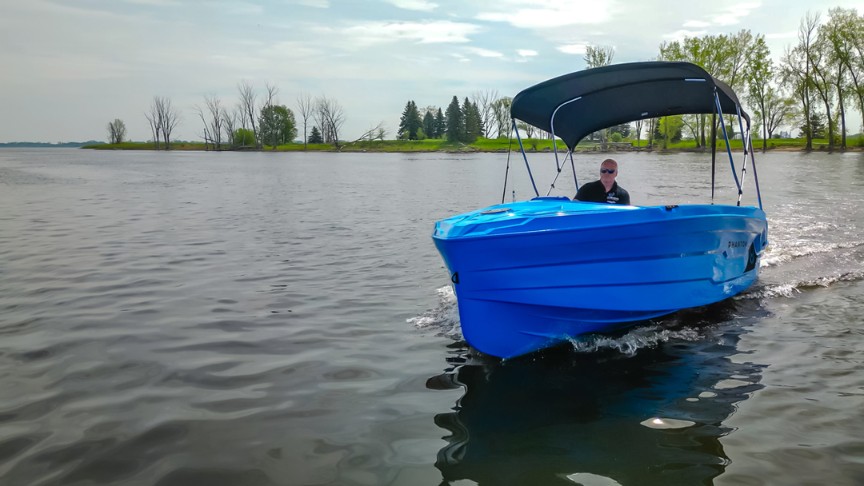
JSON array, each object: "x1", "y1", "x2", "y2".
[{"x1": 433, "y1": 198, "x2": 768, "y2": 358}]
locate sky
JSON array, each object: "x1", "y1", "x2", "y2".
[{"x1": 1, "y1": 0, "x2": 863, "y2": 143}]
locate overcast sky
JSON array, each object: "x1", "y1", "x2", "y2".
[{"x1": 1, "y1": 0, "x2": 861, "y2": 143}]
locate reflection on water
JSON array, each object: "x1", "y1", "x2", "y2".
[{"x1": 428, "y1": 301, "x2": 767, "y2": 486}]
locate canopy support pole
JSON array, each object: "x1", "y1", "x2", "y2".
[
  {"x1": 711, "y1": 112, "x2": 717, "y2": 203},
  {"x1": 713, "y1": 92, "x2": 742, "y2": 196},
  {"x1": 501, "y1": 123, "x2": 514, "y2": 204},
  {"x1": 512, "y1": 119, "x2": 540, "y2": 198}
]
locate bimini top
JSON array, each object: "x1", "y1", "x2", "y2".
[{"x1": 510, "y1": 61, "x2": 749, "y2": 149}]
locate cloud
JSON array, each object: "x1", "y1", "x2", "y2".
[
  {"x1": 466, "y1": 47, "x2": 504, "y2": 58},
  {"x1": 683, "y1": 20, "x2": 711, "y2": 28},
  {"x1": 385, "y1": 0, "x2": 438, "y2": 11},
  {"x1": 712, "y1": 2, "x2": 761, "y2": 25},
  {"x1": 558, "y1": 44, "x2": 588, "y2": 55},
  {"x1": 290, "y1": 0, "x2": 330, "y2": 7},
  {"x1": 342, "y1": 20, "x2": 481, "y2": 46},
  {"x1": 517, "y1": 49, "x2": 538, "y2": 57},
  {"x1": 476, "y1": 0, "x2": 615, "y2": 28},
  {"x1": 764, "y1": 31, "x2": 796, "y2": 40},
  {"x1": 662, "y1": 29, "x2": 708, "y2": 41}
]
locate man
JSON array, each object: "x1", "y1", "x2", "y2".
[{"x1": 575, "y1": 158, "x2": 630, "y2": 205}]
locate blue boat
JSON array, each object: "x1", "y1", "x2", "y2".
[{"x1": 432, "y1": 62, "x2": 768, "y2": 359}]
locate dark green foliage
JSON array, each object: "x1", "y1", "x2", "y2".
[
  {"x1": 609, "y1": 123, "x2": 631, "y2": 138},
  {"x1": 423, "y1": 111, "x2": 435, "y2": 140},
  {"x1": 799, "y1": 113, "x2": 826, "y2": 139},
  {"x1": 463, "y1": 97, "x2": 483, "y2": 143},
  {"x1": 258, "y1": 105, "x2": 298, "y2": 147},
  {"x1": 445, "y1": 96, "x2": 463, "y2": 142},
  {"x1": 398, "y1": 101, "x2": 423, "y2": 140},
  {"x1": 434, "y1": 108, "x2": 445, "y2": 139},
  {"x1": 309, "y1": 126, "x2": 324, "y2": 144}
]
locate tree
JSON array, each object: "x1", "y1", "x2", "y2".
[
  {"x1": 821, "y1": 8, "x2": 857, "y2": 150},
  {"x1": 296, "y1": 92, "x2": 314, "y2": 150},
  {"x1": 781, "y1": 13, "x2": 819, "y2": 151},
  {"x1": 398, "y1": 100, "x2": 423, "y2": 140},
  {"x1": 144, "y1": 102, "x2": 161, "y2": 149},
  {"x1": 800, "y1": 112, "x2": 826, "y2": 139},
  {"x1": 314, "y1": 96, "x2": 345, "y2": 148},
  {"x1": 259, "y1": 105, "x2": 297, "y2": 148},
  {"x1": 491, "y1": 97, "x2": 512, "y2": 139},
  {"x1": 233, "y1": 128, "x2": 256, "y2": 147},
  {"x1": 194, "y1": 95, "x2": 225, "y2": 150},
  {"x1": 584, "y1": 45, "x2": 615, "y2": 148},
  {"x1": 308, "y1": 126, "x2": 323, "y2": 144},
  {"x1": 744, "y1": 35, "x2": 773, "y2": 151},
  {"x1": 445, "y1": 96, "x2": 464, "y2": 142},
  {"x1": 759, "y1": 87, "x2": 797, "y2": 139},
  {"x1": 657, "y1": 116, "x2": 684, "y2": 148},
  {"x1": 107, "y1": 119, "x2": 126, "y2": 144},
  {"x1": 584, "y1": 45, "x2": 615, "y2": 68},
  {"x1": 472, "y1": 89, "x2": 499, "y2": 137},
  {"x1": 422, "y1": 110, "x2": 435, "y2": 140},
  {"x1": 434, "y1": 108, "x2": 445, "y2": 138},
  {"x1": 238, "y1": 81, "x2": 260, "y2": 149},
  {"x1": 146, "y1": 96, "x2": 179, "y2": 150},
  {"x1": 463, "y1": 97, "x2": 483, "y2": 143}
]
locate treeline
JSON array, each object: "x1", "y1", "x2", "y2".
[
  {"x1": 106, "y1": 82, "x2": 359, "y2": 150},
  {"x1": 396, "y1": 94, "x2": 514, "y2": 143}
]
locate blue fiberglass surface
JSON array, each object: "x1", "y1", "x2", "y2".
[{"x1": 432, "y1": 198, "x2": 768, "y2": 358}]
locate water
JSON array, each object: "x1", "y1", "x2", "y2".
[{"x1": 0, "y1": 148, "x2": 863, "y2": 485}]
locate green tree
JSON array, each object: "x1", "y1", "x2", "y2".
[
  {"x1": 744, "y1": 35, "x2": 773, "y2": 151},
  {"x1": 308, "y1": 126, "x2": 323, "y2": 144},
  {"x1": 434, "y1": 108, "x2": 445, "y2": 138},
  {"x1": 259, "y1": 104, "x2": 297, "y2": 148},
  {"x1": 398, "y1": 100, "x2": 423, "y2": 140},
  {"x1": 656, "y1": 116, "x2": 684, "y2": 148},
  {"x1": 233, "y1": 128, "x2": 257, "y2": 147},
  {"x1": 422, "y1": 110, "x2": 435, "y2": 140},
  {"x1": 800, "y1": 112, "x2": 826, "y2": 139},
  {"x1": 445, "y1": 96, "x2": 464, "y2": 142},
  {"x1": 463, "y1": 97, "x2": 483, "y2": 143}
]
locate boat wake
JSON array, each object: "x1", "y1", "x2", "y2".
[{"x1": 407, "y1": 286, "x2": 462, "y2": 340}]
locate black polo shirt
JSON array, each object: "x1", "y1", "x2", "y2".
[{"x1": 575, "y1": 180, "x2": 630, "y2": 205}]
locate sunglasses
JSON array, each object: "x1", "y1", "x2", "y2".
[{"x1": 600, "y1": 168, "x2": 616, "y2": 174}]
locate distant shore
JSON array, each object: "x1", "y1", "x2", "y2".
[{"x1": 80, "y1": 138, "x2": 861, "y2": 153}]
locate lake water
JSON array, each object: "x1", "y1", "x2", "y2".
[{"x1": 1, "y1": 148, "x2": 863, "y2": 485}]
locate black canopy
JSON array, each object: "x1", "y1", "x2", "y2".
[{"x1": 510, "y1": 61, "x2": 749, "y2": 149}]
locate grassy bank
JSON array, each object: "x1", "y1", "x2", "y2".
[{"x1": 84, "y1": 136, "x2": 864, "y2": 153}]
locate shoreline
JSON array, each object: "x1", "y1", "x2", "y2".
[{"x1": 80, "y1": 140, "x2": 861, "y2": 154}]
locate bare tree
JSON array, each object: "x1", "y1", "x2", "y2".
[
  {"x1": 353, "y1": 121, "x2": 387, "y2": 142},
  {"x1": 194, "y1": 104, "x2": 213, "y2": 149},
  {"x1": 194, "y1": 95, "x2": 225, "y2": 150},
  {"x1": 315, "y1": 96, "x2": 345, "y2": 148},
  {"x1": 634, "y1": 119, "x2": 644, "y2": 148},
  {"x1": 296, "y1": 92, "x2": 314, "y2": 150},
  {"x1": 238, "y1": 81, "x2": 259, "y2": 148},
  {"x1": 471, "y1": 89, "x2": 499, "y2": 138},
  {"x1": 145, "y1": 102, "x2": 161, "y2": 149},
  {"x1": 153, "y1": 96, "x2": 180, "y2": 149},
  {"x1": 107, "y1": 119, "x2": 127, "y2": 144}
]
